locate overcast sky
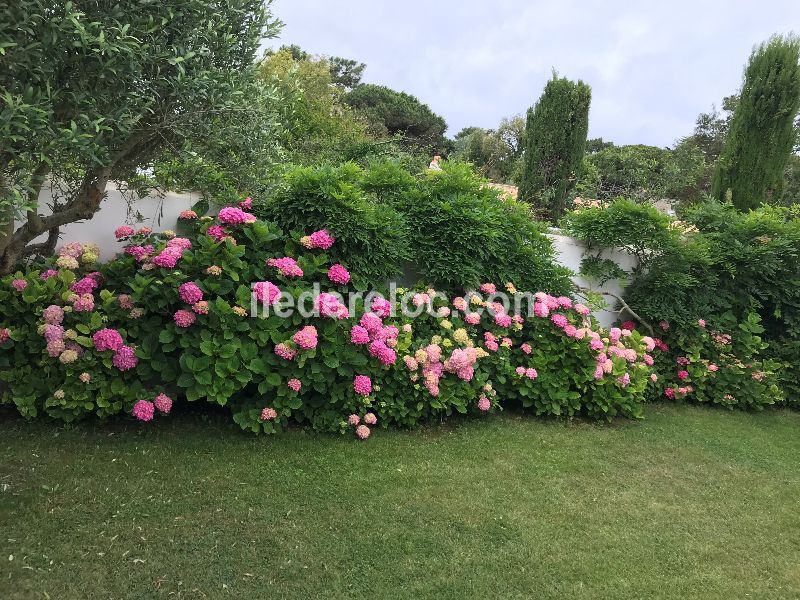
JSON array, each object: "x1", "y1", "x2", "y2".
[{"x1": 268, "y1": 1, "x2": 799, "y2": 147}]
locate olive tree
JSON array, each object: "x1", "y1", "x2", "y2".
[{"x1": 0, "y1": 0, "x2": 282, "y2": 273}]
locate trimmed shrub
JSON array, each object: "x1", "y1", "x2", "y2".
[
  {"x1": 398, "y1": 163, "x2": 573, "y2": 294},
  {"x1": 254, "y1": 161, "x2": 574, "y2": 295},
  {"x1": 518, "y1": 74, "x2": 591, "y2": 220},
  {"x1": 254, "y1": 162, "x2": 411, "y2": 284}
]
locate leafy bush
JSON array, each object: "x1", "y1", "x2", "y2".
[
  {"x1": 254, "y1": 163, "x2": 411, "y2": 284},
  {"x1": 650, "y1": 312, "x2": 783, "y2": 410},
  {"x1": 576, "y1": 144, "x2": 707, "y2": 203},
  {"x1": 563, "y1": 198, "x2": 800, "y2": 406},
  {"x1": 395, "y1": 163, "x2": 573, "y2": 294},
  {"x1": 255, "y1": 161, "x2": 573, "y2": 295},
  {"x1": 0, "y1": 208, "x2": 654, "y2": 434}
]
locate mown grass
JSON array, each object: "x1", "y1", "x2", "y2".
[{"x1": 1, "y1": 403, "x2": 799, "y2": 599}]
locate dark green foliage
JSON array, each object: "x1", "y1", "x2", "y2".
[
  {"x1": 712, "y1": 36, "x2": 800, "y2": 210},
  {"x1": 254, "y1": 161, "x2": 573, "y2": 294},
  {"x1": 328, "y1": 56, "x2": 366, "y2": 89},
  {"x1": 561, "y1": 199, "x2": 679, "y2": 266},
  {"x1": 577, "y1": 144, "x2": 707, "y2": 203},
  {"x1": 254, "y1": 163, "x2": 411, "y2": 283},
  {"x1": 344, "y1": 84, "x2": 448, "y2": 152},
  {"x1": 518, "y1": 75, "x2": 592, "y2": 220},
  {"x1": 625, "y1": 202, "x2": 800, "y2": 403},
  {"x1": 397, "y1": 163, "x2": 573, "y2": 294}
]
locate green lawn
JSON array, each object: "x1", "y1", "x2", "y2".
[{"x1": 1, "y1": 404, "x2": 799, "y2": 599}]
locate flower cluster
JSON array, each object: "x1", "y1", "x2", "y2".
[
  {"x1": 300, "y1": 229, "x2": 335, "y2": 250},
  {"x1": 267, "y1": 257, "x2": 304, "y2": 278}
]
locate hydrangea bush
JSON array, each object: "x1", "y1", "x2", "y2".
[{"x1": 1, "y1": 205, "x2": 657, "y2": 436}]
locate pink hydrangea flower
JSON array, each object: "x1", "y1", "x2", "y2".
[
  {"x1": 404, "y1": 355, "x2": 419, "y2": 371},
  {"x1": 79, "y1": 372, "x2": 91, "y2": 383},
  {"x1": 306, "y1": 229, "x2": 335, "y2": 250},
  {"x1": 118, "y1": 294, "x2": 134, "y2": 310},
  {"x1": 267, "y1": 257, "x2": 304, "y2": 278},
  {"x1": 179, "y1": 282, "x2": 203, "y2": 304},
  {"x1": 659, "y1": 320, "x2": 670, "y2": 331},
  {"x1": 477, "y1": 396, "x2": 491, "y2": 412},
  {"x1": 115, "y1": 225, "x2": 135, "y2": 239},
  {"x1": 154, "y1": 393, "x2": 173, "y2": 414},
  {"x1": 327, "y1": 264, "x2": 351, "y2": 285},
  {"x1": 206, "y1": 225, "x2": 226, "y2": 241},
  {"x1": 192, "y1": 301, "x2": 209, "y2": 315},
  {"x1": 72, "y1": 294, "x2": 95, "y2": 312},
  {"x1": 479, "y1": 283, "x2": 497, "y2": 294},
  {"x1": 167, "y1": 237, "x2": 192, "y2": 251},
  {"x1": 58, "y1": 242, "x2": 83, "y2": 258},
  {"x1": 574, "y1": 303, "x2": 590, "y2": 316},
  {"x1": 525, "y1": 367, "x2": 538, "y2": 380},
  {"x1": 348, "y1": 414, "x2": 361, "y2": 426},
  {"x1": 617, "y1": 373, "x2": 631, "y2": 387},
  {"x1": 40, "y1": 269, "x2": 58, "y2": 280},
  {"x1": 260, "y1": 407, "x2": 278, "y2": 421},
  {"x1": 353, "y1": 375, "x2": 372, "y2": 396},
  {"x1": 355, "y1": 424, "x2": 371, "y2": 440},
  {"x1": 253, "y1": 281, "x2": 281, "y2": 305},
  {"x1": 11, "y1": 279, "x2": 27, "y2": 291},
  {"x1": 174, "y1": 309, "x2": 196, "y2": 328},
  {"x1": 239, "y1": 197, "x2": 253, "y2": 210},
  {"x1": 112, "y1": 345, "x2": 138, "y2": 371},
  {"x1": 708, "y1": 363, "x2": 719, "y2": 372},
  {"x1": 132, "y1": 400, "x2": 155, "y2": 421},
  {"x1": 698, "y1": 319, "x2": 706, "y2": 328},
  {"x1": 178, "y1": 210, "x2": 198, "y2": 219},
  {"x1": 292, "y1": 325, "x2": 318, "y2": 350},
  {"x1": 515, "y1": 366, "x2": 526, "y2": 376},
  {"x1": 664, "y1": 388, "x2": 676, "y2": 399},
  {"x1": 274, "y1": 343, "x2": 296, "y2": 361},
  {"x1": 350, "y1": 325, "x2": 371, "y2": 345},
  {"x1": 287, "y1": 378, "x2": 302, "y2": 392},
  {"x1": 589, "y1": 338, "x2": 605, "y2": 351},
  {"x1": 152, "y1": 249, "x2": 181, "y2": 269},
  {"x1": 533, "y1": 302, "x2": 549, "y2": 318},
  {"x1": 551, "y1": 314, "x2": 569, "y2": 329},
  {"x1": 316, "y1": 293, "x2": 349, "y2": 319},
  {"x1": 43, "y1": 305, "x2": 64, "y2": 324},
  {"x1": 360, "y1": 312, "x2": 383, "y2": 334},
  {"x1": 494, "y1": 313, "x2": 512, "y2": 327},
  {"x1": 465, "y1": 312, "x2": 481, "y2": 325},
  {"x1": 371, "y1": 297, "x2": 392, "y2": 317},
  {"x1": 218, "y1": 206, "x2": 256, "y2": 225},
  {"x1": 362, "y1": 413, "x2": 376, "y2": 426},
  {"x1": 556, "y1": 296, "x2": 572, "y2": 309},
  {"x1": 43, "y1": 324, "x2": 64, "y2": 343},
  {"x1": 677, "y1": 370, "x2": 689, "y2": 380},
  {"x1": 369, "y1": 340, "x2": 397, "y2": 365},
  {"x1": 93, "y1": 328, "x2": 124, "y2": 352},
  {"x1": 137, "y1": 227, "x2": 152, "y2": 235}
]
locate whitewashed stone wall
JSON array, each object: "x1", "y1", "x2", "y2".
[{"x1": 27, "y1": 184, "x2": 199, "y2": 262}]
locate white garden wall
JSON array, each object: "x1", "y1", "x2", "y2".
[
  {"x1": 546, "y1": 231, "x2": 637, "y2": 328},
  {"x1": 27, "y1": 184, "x2": 199, "y2": 262}
]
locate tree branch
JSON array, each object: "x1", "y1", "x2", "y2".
[{"x1": 574, "y1": 284, "x2": 655, "y2": 336}]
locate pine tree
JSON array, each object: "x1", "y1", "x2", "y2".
[
  {"x1": 712, "y1": 35, "x2": 800, "y2": 210},
  {"x1": 518, "y1": 74, "x2": 591, "y2": 220}
]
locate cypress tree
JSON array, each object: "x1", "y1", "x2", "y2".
[
  {"x1": 712, "y1": 35, "x2": 800, "y2": 210},
  {"x1": 518, "y1": 74, "x2": 592, "y2": 220}
]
